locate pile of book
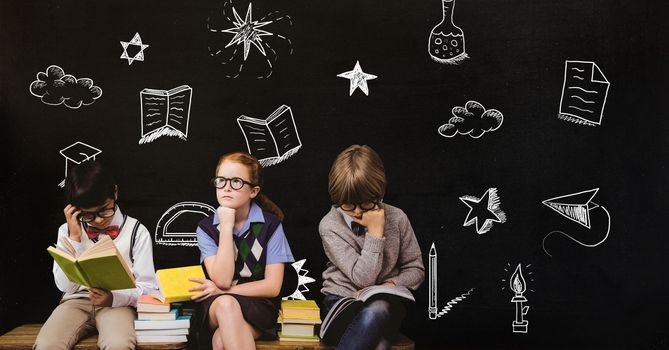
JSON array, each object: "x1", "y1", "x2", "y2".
[
  {"x1": 134, "y1": 295, "x2": 193, "y2": 344},
  {"x1": 278, "y1": 300, "x2": 321, "y2": 343}
]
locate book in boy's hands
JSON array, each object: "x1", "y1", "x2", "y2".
[
  {"x1": 155, "y1": 265, "x2": 205, "y2": 303},
  {"x1": 237, "y1": 104, "x2": 302, "y2": 167},
  {"x1": 47, "y1": 235, "x2": 135, "y2": 291}
]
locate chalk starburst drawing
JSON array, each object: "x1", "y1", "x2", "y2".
[{"x1": 282, "y1": 259, "x2": 316, "y2": 300}]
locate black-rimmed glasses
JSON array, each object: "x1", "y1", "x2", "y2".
[
  {"x1": 77, "y1": 200, "x2": 116, "y2": 223},
  {"x1": 337, "y1": 200, "x2": 381, "y2": 212},
  {"x1": 212, "y1": 176, "x2": 257, "y2": 190}
]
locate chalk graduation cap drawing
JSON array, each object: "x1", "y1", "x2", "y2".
[{"x1": 58, "y1": 142, "x2": 102, "y2": 188}]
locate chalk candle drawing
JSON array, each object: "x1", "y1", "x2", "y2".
[
  {"x1": 120, "y1": 32, "x2": 149, "y2": 65},
  {"x1": 155, "y1": 202, "x2": 216, "y2": 246},
  {"x1": 139, "y1": 85, "x2": 193, "y2": 144},
  {"x1": 207, "y1": 1, "x2": 293, "y2": 79},
  {"x1": 438, "y1": 101, "x2": 503, "y2": 139},
  {"x1": 237, "y1": 104, "x2": 301, "y2": 167},
  {"x1": 509, "y1": 264, "x2": 529, "y2": 333},
  {"x1": 459, "y1": 188, "x2": 506, "y2": 234},
  {"x1": 58, "y1": 142, "x2": 102, "y2": 188},
  {"x1": 337, "y1": 61, "x2": 378, "y2": 96},
  {"x1": 541, "y1": 188, "x2": 611, "y2": 257},
  {"x1": 558, "y1": 61, "x2": 610, "y2": 126},
  {"x1": 282, "y1": 259, "x2": 316, "y2": 300},
  {"x1": 29, "y1": 65, "x2": 102, "y2": 109},
  {"x1": 428, "y1": 242, "x2": 474, "y2": 319},
  {"x1": 428, "y1": 0, "x2": 468, "y2": 64}
]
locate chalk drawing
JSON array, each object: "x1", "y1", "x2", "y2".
[
  {"x1": 139, "y1": 85, "x2": 192, "y2": 144},
  {"x1": 428, "y1": 0, "x2": 468, "y2": 64},
  {"x1": 459, "y1": 188, "x2": 506, "y2": 234},
  {"x1": 155, "y1": 202, "x2": 216, "y2": 246},
  {"x1": 120, "y1": 32, "x2": 150, "y2": 65},
  {"x1": 58, "y1": 142, "x2": 102, "y2": 188},
  {"x1": 30, "y1": 65, "x2": 102, "y2": 109},
  {"x1": 438, "y1": 100, "x2": 503, "y2": 139},
  {"x1": 237, "y1": 104, "x2": 301, "y2": 167},
  {"x1": 428, "y1": 242, "x2": 474, "y2": 319},
  {"x1": 337, "y1": 61, "x2": 378, "y2": 96},
  {"x1": 282, "y1": 259, "x2": 316, "y2": 300},
  {"x1": 558, "y1": 61, "x2": 610, "y2": 126}
]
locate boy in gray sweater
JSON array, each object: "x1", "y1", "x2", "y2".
[{"x1": 319, "y1": 145, "x2": 425, "y2": 350}]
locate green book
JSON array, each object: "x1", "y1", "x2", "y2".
[{"x1": 47, "y1": 235, "x2": 136, "y2": 290}]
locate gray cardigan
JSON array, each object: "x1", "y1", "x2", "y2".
[{"x1": 319, "y1": 203, "x2": 425, "y2": 297}]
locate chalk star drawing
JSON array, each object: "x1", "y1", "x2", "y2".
[
  {"x1": 337, "y1": 61, "x2": 378, "y2": 96},
  {"x1": 459, "y1": 188, "x2": 506, "y2": 234},
  {"x1": 120, "y1": 33, "x2": 149, "y2": 65},
  {"x1": 282, "y1": 259, "x2": 316, "y2": 300},
  {"x1": 221, "y1": 3, "x2": 273, "y2": 60}
]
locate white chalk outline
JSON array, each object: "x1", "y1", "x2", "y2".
[
  {"x1": 282, "y1": 259, "x2": 316, "y2": 300},
  {"x1": 558, "y1": 60, "x2": 610, "y2": 126},
  {"x1": 154, "y1": 201, "x2": 216, "y2": 247},
  {"x1": 428, "y1": 0, "x2": 468, "y2": 64},
  {"x1": 139, "y1": 85, "x2": 192, "y2": 144},
  {"x1": 120, "y1": 32, "x2": 149, "y2": 65},
  {"x1": 438, "y1": 100, "x2": 503, "y2": 139},
  {"x1": 428, "y1": 242, "x2": 474, "y2": 319},
  {"x1": 507, "y1": 263, "x2": 530, "y2": 334},
  {"x1": 29, "y1": 65, "x2": 102, "y2": 109},
  {"x1": 337, "y1": 61, "x2": 378, "y2": 96},
  {"x1": 237, "y1": 104, "x2": 302, "y2": 167},
  {"x1": 459, "y1": 188, "x2": 507, "y2": 234},
  {"x1": 58, "y1": 141, "x2": 102, "y2": 188}
]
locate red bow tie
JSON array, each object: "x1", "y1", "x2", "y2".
[{"x1": 86, "y1": 225, "x2": 120, "y2": 240}]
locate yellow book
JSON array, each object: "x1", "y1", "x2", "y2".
[
  {"x1": 156, "y1": 265, "x2": 205, "y2": 303},
  {"x1": 281, "y1": 300, "x2": 320, "y2": 320}
]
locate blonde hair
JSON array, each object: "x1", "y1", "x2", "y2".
[
  {"x1": 328, "y1": 145, "x2": 386, "y2": 205},
  {"x1": 216, "y1": 152, "x2": 284, "y2": 220}
]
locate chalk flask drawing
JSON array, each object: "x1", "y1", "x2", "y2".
[{"x1": 428, "y1": 0, "x2": 468, "y2": 64}]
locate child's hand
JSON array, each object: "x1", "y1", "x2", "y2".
[
  {"x1": 356, "y1": 208, "x2": 385, "y2": 237},
  {"x1": 64, "y1": 204, "x2": 83, "y2": 242},
  {"x1": 89, "y1": 287, "x2": 113, "y2": 307},
  {"x1": 217, "y1": 206, "x2": 236, "y2": 234},
  {"x1": 189, "y1": 278, "x2": 224, "y2": 302}
]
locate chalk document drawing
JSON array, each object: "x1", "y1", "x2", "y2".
[
  {"x1": 120, "y1": 32, "x2": 149, "y2": 65},
  {"x1": 207, "y1": 1, "x2": 293, "y2": 79},
  {"x1": 438, "y1": 101, "x2": 503, "y2": 139},
  {"x1": 459, "y1": 188, "x2": 506, "y2": 234},
  {"x1": 337, "y1": 61, "x2": 378, "y2": 96},
  {"x1": 541, "y1": 188, "x2": 611, "y2": 257},
  {"x1": 155, "y1": 202, "x2": 216, "y2": 246},
  {"x1": 558, "y1": 61, "x2": 610, "y2": 126},
  {"x1": 30, "y1": 65, "x2": 102, "y2": 109},
  {"x1": 282, "y1": 259, "x2": 316, "y2": 300},
  {"x1": 428, "y1": 243, "x2": 474, "y2": 319},
  {"x1": 428, "y1": 0, "x2": 468, "y2": 64},
  {"x1": 58, "y1": 142, "x2": 102, "y2": 188},
  {"x1": 507, "y1": 263, "x2": 530, "y2": 333},
  {"x1": 139, "y1": 85, "x2": 193, "y2": 144},
  {"x1": 237, "y1": 105, "x2": 301, "y2": 167}
]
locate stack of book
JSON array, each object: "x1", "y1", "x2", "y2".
[
  {"x1": 277, "y1": 300, "x2": 321, "y2": 343},
  {"x1": 134, "y1": 295, "x2": 191, "y2": 344}
]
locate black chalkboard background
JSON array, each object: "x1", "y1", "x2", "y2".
[{"x1": 2, "y1": 0, "x2": 668, "y2": 348}]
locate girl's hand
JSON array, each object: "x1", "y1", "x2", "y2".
[
  {"x1": 355, "y1": 208, "x2": 385, "y2": 238},
  {"x1": 89, "y1": 288, "x2": 113, "y2": 307},
  {"x1": 189, "y1": 278, "x2": 224, "y2": 302},
  {"x1": 217, "y1": 206, "x2": 236, "y2": 234},
  {"x1": 64, "y1": 204, "x2": 83, "y2": 242}
]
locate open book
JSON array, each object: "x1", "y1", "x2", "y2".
[
  {"x1": 47, "y1": 235, "x2": 135, "y2": 290},
  {"x1": 139, "y1": 85, "x2": 192, "y2": 144},
  {"x1": 237, "y1": 104, "x2": 301, "y2": 167},
  {"x1": 319, "y1": 285, "x2": 415, "y2": 342}
]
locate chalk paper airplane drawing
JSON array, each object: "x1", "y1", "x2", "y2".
[
  {"x1": 428, "y1": 0, "x2": 468, "y2": 64},
  {"x1": 459, "y1": 188, "x2": 506, "y2": 234},
  {"x1": 237, "y1": 104, "x2": 301, "y2": 167},
  {"x1": 438, "y1": 100, "x2": 503, "y2": 139},
  {"x1": 120, "y1": 32, "x2": 149, "y2": 65},
  {"x1": 428, "y1": 243, "x2": 474, "y2": 320},
  {"x1": 155, "y1": 202, "x2": 216, "y2": 246},
  {"x1": 337, "y1": 61, "x2": 378, "y2": 96},
  {"x1": 30, "y1": 65, "x2": 102, "y2": 109},
  {"x1": 541, "y1": 188, "x2": 611, "y2": 257},
  {"x1": 207, "y1": 0, "x2": 293, "y2": 79},
  {"x1": 558, "y1": 61, "x2": 610, "y2": 126},
  {"x1": 58, "y1": 142, "x2": 102, "y2": 188},
  {"x1": 282, "y1": 259, "x2": 316, "y2": 300},
  {"x1": 139, "y1": 85, "x2": 192, "y2": 144}
]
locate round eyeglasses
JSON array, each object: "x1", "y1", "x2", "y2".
[
  {"x1": 212, "y1": 176, "x2": 257, "y2": 190},
  {"x1": 337, "y1": 200, "x2": 381, "y2": 212},
  {"x1": 77, "y1": 201, "x2": 117, "y2": 223}
]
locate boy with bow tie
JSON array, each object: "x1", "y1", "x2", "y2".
[{"x1": 34, "y1": 161, "x2": 159, "y2": 350}]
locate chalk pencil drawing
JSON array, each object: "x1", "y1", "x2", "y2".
[
  {"x1": 58, "y1": 142, "x2": 102, "y2": 188},
  {"x1": 428, "y1": 0, "x2": 468, "y2": 64},
  {"x1": 120, "y1": 32, "x2": 149, "y2": 65},
  {"x1": 337, "y1": 61, "x2": 378, "y2": 96},
  {"x1": 30, "y1": 65, "x2": 102, "y2": 109},
  {"x1": 207, "y1": 1, "x2": 293, "y2": 79},
  {"x1": 237, "y1": 104, "x2": 301, "y2": 167},
  {"x1": 282, "y1": 259, "x2": 316, "y2": 301},
  {"x1": 139, "y1": 85, "x2": 193, "y2": 144},
  {"x1": 459, "y1": 188, "x2": 506, "y2": 234},
  {"x1": 438, "y1": 101, "x2": 503, "y2": 139},
  {"x1": 428, "y1": 243, "x2": 474, "y2": 319},
  {"x1": 558, "y1": 61, "x2": 610, "y2": 126},
  {"x1": 155, "y1": 202, "x2": 216, "y2": 246},
  {"x1": 505, "y1": 263, "x2": 530, "y2": 333},
  {"x1": 541, "y1": 188, "x2": 611, "y2": 257}
]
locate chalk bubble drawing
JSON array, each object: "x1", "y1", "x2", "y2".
[
  {"x1": 428, "y1": 243, "x2": 474, "y2": 320},
  {"x1": 30, "y1": 65, "x2": 102, "y2": 109},
  {"x1": 207, "y1": 1, "x2": 293, "y2": 79},
  {"x1": 459, "y1": 188, "x2": 506, "y2": 234},
  {"x1": 541, "y1": 188, "x2": 611, "y2": 257},
  {"x1": 337, "y1": 61, "x2": 378, "y2": 96},
  {"x1": 139, "y1": 85, "x2": 193, "y2": 144},
  {"x1": 155, "y1": 202, "x2": 216, "y2": 246},
  {"x1": 282, "y1": 259, "x2": 316, "y2": 300},
  {"x1": 237, "y1": 104, "x2": 301, "y2": 167},
  {"x1": 558, "y1": 61, "x2": 610, "y2": 126},
  {"x1": 428, "y1": 0, "x2": 468, "y2": 64},
  {"x1": 58, "y1": 142, "x2": 102, "y2": 188},
  {"x1": 438, "y1": 100, "x2": 503, "y2": 138},
  {"x1": 502, "y1": 263, "x2": 531, "y2": 333},
  {"x1": 120, "y1": 32, "x2": 149, "y2": 65}
]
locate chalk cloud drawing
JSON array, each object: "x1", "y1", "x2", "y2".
[
  {"x1": 428, "y1": 243, "x2": 474, "y2": 320},
  {"x1": 502, "y1": 263, "x2": 532, "y2": 333},
  {"x1": 155, "y1": 202, "x2": 216, "y2": 246},
  {"x1": 459, "y1": 188, "x2": 506, "y2": 234},
  {"x1": 58, "y1": 142, "x2": 102, "y2": 188},
  {"x1": 282, "y1": 259, "x2": 316, "y2": 300},
  {"x1": 30, "y1": 65, "x2": 102, "y2": 108},
  {"x1": 120, "y1": 32, "x2": 149, "y2": 65},
  {"x1": 337, "y1": 61, "x2": 378, "y2": 96},
  {"x1": 237, "y1": 104, "x2": 301, "y2": 167},
  {"x1": 139, "y1": 85, "x2": 193, "y2": 144},
  {"x1": 558, "y1": 61, "x2": 610, "y2": 126},
  {"x1": 438, "y1": 101, "x2": 503, "y2": 138},
  {"x1": 541, "y1": 188, "x2": 611, "y2": 257},
  {"x1": 207, "y1": 1, "x2": 293, "y2": 79},
  {"x1": 428, "y1": 0, "x2": 468, "y2": 64}
]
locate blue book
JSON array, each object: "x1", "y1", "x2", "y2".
[{"x1": 134, "y1": 315, "x2": 191, "y2": 330}]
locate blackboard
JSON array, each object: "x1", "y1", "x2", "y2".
[{"x1": 2, "y1": 0, "x2": 668, "y2": 348}]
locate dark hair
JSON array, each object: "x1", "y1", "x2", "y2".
[{"x1": 64, "y1": 160, "x2": 117, "y2": 208}]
